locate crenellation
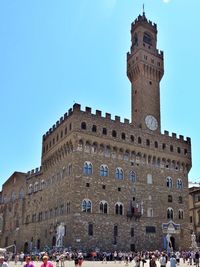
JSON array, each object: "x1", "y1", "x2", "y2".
[
  {"x1": 60, "y1": 117, "x2": 63, "y2": 123},
  {"x1": 53, "y1": 124, "x2": 56, "y2": 130},
  {"x1": 56, "y1": 120, "x2": 59, "y2": 127},
  {"x1": 179, "y1": 135, "x2": 184, "y2": 141},
  {"x1": 64, "y1": 112, "x2": 68, "y2": 119},
  {"x1": 172, "y1": 132, "x2": 177, "y2": 138},
  {"x1": 115, "y1": 115, "x2": 120, "y2": 122},
  {"x1": 187, "y1": 137, "x2": 191, "y2": 144},
  {"x1": 73, "y1": 103, "x2": 81, "y2": 111},
  {"x1": 68, "y1": 108, "x2": 72, "y2": 115},
  {"x1": 124, "y1": 118, "x2": 129, "y2": 124},
  {"x1": 106, "y1": 113, "x2": 111, "y2": 119},
  {"x1": 96, "y1": 110, "x2": 102, "y2": 116},
  {"x1": 85, "y1": 106, "x2": 92, "y2": 113},
  {"x1": 164, "y1": 130, "x2": 169, "y2": 136}
]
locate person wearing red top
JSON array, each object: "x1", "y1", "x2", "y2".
[{"x1": 40, "y1": 256, "x2": 53, "y2": 267}]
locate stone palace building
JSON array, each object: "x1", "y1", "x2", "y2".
[{"x1": 0, "y1": 12, "x2": 192, "y2": 253}]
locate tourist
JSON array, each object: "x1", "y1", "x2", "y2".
[
  {"x1": 170, "y1": 254, "x2": 176, "y2": 267},
  {"x1": 160, "y1": 253, "x2": 167, "y2": 267},
  {"x1": 149, "y1": 255, "x2": 157, "y2": 267},
  {"x1": 195, "y1": 251, "x2": 200, "y2": 267},
  {"x1": 23, "y1": 256, "x2": 34, "y2": 267},
  {"x1": 0, "y1": 256, "x2": 9, "y2": 267},
  {"x1": 40, "y1": 255, "x2": 53, "y2": 267}
]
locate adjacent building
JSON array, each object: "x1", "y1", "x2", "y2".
[
  {"x1": 189, "y1": 186, "x2": 200, "y2": 247},
  {"x1": 0, "y1": 12, "x2": 192, "y2": 252}
]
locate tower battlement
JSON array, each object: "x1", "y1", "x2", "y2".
[
  {"x1": 42, "y1": 103, "x2": 131, "y2": 141},
  {"x1": 132, "y1": 14, "x2": 157, "y2": 32}
]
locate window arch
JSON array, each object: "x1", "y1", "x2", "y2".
[
  {"x1": 100, "y1": 165, "x2": 109, "y2": 177},
  {"x1": 83, "y1": 161, "x2": 93, "y2": 175},
  {"x1": 143, "y1": 32, "x2": 152, "y2": 45},
  {"x1": 41, "y1": 180, "x2": 45, "y2": 190},
  {"x1": 81, "y1": 199, "x2": 92, "y2": 213},
  {"x1": 11, "y1": 191, "x2": 16, "y2": 201},
  {"x1": 19, "y1": 188, "x2": 25, "y2": 199},
  {"x1": 167, "y1": 207, "x2": 174, "y2": 219},
  {"x1": 99, "y1": 201, "x2": 108, "y2": 214},
  {"x1": 147, "y1": 174, "x2": 153, "y2": 184},
  {"x1": 129, "y1": 171, "x2": 136, "y2": 182},
  {"x1": 147, "y1": 208, "x2": 153, "y2": 217},
  {"x1": 34, "y1": 182, "x2": 39, "y2": 192},
  {"x1": 115, "y1": 167, "x2": 124, "y2": 180},
  {"x1": 178, "y1": 209, "x2": 184, "y2": 219},
  {"x1": 81, "y1": 122, "x2": 86, "y2": 130},
  {"x1": 177, "y1": 179, "x2": 183, "y2": 190},
  {"x1": 28, "y1": 184, "x2": 33, "y2": 194},
  {"x1": 112, "y1": 130, "x2": 117, "y2": 138},
  {"x1": 166, "y1": 177, "x2": 173, "y2": 188},
  {"x1": 115, "y1": 202, "x2": 123, "y2": 215}
]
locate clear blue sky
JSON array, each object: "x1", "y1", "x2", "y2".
[{"x1": 0, "y1": 0, "x2": 199, "y2": 188}]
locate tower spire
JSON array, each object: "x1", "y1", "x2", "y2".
[{"x1": 142, "y1": 3, "x2": 145, "y2": 17}]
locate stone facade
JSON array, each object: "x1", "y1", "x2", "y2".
[
  {"x1": 0, "y1": 13, "x2": 192, "y2": 253},
  {"x1": 189, "y1": 187, "x2": 200, "y2": 247}
]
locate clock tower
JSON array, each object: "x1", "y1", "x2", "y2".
[{"x1": 127, "y1": 12, "x2": 164, "y2": 133}]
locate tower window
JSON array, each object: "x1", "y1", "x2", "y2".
[
  {"x1": 88, "y1": 223, "x2": 93, "y2": 236},
  {"x1": 102, "y1": 128, "x2": 107, "y2": 135},
  {"x1": 92, "y1": 125, "x2": 97, "y2": 132},
  {"x1": 81, "y1": 122, "x2": 86, "y2": 130},
  {"x1": 162, "y1": 143, "x2": 166, "y2": 150},
  {"x1": 121, "y1": 133, "x2": 126, "y2": 140},
  {"x1": 155, "y1": 141, "x2": 158, "y2": 148},
  {"x1": 170, "y1": 145, "x2": 173, "y2": 152},
  {"x1": 112, "y1": 130, "x2": 117, "y2": 138},
  {"x1": 177, "y1": 147, "x2": 181, "y2": 154},
  {"x1": 146, "y1": 139, "x2": 150, "y2": 146},
  {"x1": 143, "y1": 32, "x2": 152, "y2": 45},
  {"x1": 138, "y1": 137, "x2": 142, "y2": 144},
  {"x1": 168, "y1": 195, "x2": 173, "y2": 202},
  {"x1": 130, "y1": 135, "x2": 134, "y2": 142}
]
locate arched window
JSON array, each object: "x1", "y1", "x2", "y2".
[
  {"x1": 112, "y1": 130, "x2": 117, "y2": 138},
  {"x1": 34, "y1": 182, "x2": 39, "y2": 192},
  {"x1": 115, "y1": 167, "x2": 124, "y2": 180},
  {"x1": 147, "y1": 208, "x2": 153, "y2": 217},
  {"x1": 168, "y1": 195, "x2": 173, "y2": 203},
  {"x1": 83, "y1": 161, "x2": 93, "y2": 175},
  {"x1": 100, "y1": 201, "x2": 108, "y2": 214},
  {"x1": 28, "y1": 184, "x2": 33, "y2": 194},
  {"x1": 178, "y1": 209, "x2": 184, "y2": 219},
  {"x1": 11, "y1": 192, "x2": 16, "y2": 202},
  {"x1": 81, "y1": 122, "x2": 86, "y2": 130},
  {"x1": 100, "y1": 165, "x2": 109, "y2": 177},
  {"x1": 177, "y1": 179, "x2": 183, "y2": 190},
  {"x1": 81, "y1": 199, "x2": 92, "y2": 213},
  {"x1": 115, "y1": 202, "x2": 123, "y2": 215},
  {"x1": 167, "y1": 208, "x2": 173, "y2": 219},
  {"x1": 19, "y1": 188, "x2": 25, "y2": 199},
  {"x1": 129, "y1": 171, "x2": 136, "y2": 182},
  {"x1": 147, "y1": 174, "x2": 152, "y2": 184},
  {"x1": 166, "y1": 177, "x2": 173, "y2": 188},
  {"x1": 143, "y1": 32, "x2": 152, "y2": 45},
  {"x1": 92, "y1": 125, "x2": 97, "y2": 132},
  {"x1": 41, "y1": 180, "x2": 45, "y2": 190}
]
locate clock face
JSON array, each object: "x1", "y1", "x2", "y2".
[{"x1": 145, "y1": 115, "x2": 158, "y2": 131}]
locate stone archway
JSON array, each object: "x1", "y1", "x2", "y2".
[
  {"x1": 170, "y1": 236, "x2": 175, "y2": 250},
  {"x1": 24, "y1": 242, "x2": 29, "y2": 253}
]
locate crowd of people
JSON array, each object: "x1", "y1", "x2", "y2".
[{"x1": 0, "y1": 250, "x2": 199, "y2": 267}]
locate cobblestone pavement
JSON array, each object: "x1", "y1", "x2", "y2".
[{"x1": 7, "y1": 260, "x2": 194, "y2": 267}]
